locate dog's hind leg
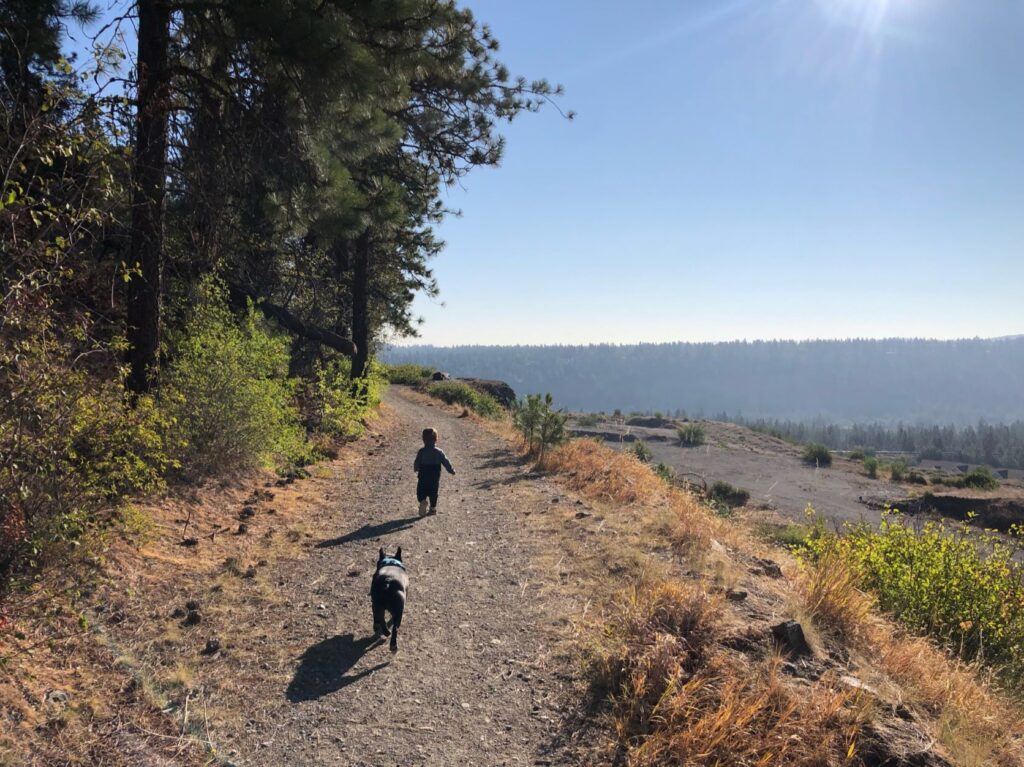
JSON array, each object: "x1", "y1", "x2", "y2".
[
  {"x1": 389, "y1": 600, "x2": 403, "y2": 652},
  {"x1": 373, "y1": 603, "x2": 389, "y2": 637}
]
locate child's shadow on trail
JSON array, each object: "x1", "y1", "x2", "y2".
[
  {"x1": 286, "y1": 633, "x2": 388, "y2": 702},
  {"x1": 315, "y1": 516, "x2": 421, "y2": 548}
]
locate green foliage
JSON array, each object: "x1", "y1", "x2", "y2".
[
  {"x1": 802, "y1": 443, "x2": 832, "y2": 467},
  {"x1": 513, "y1": 393, "x2": 568, "y2": 458},
  {"x1": 803, "y1": 510, "x2": 1024, "y2": 686},
  {"x1": 163, "y1": 280, "x2": 308, "y2": 475},
  {"x1": 384, "y1": 364, "x2": 434, "y2": 385},
  {"x1": 575, "y1": 413, "x2": 603, "y2": 428},
  {"x1": 863, "y1": 456, "x2": 879, "y2": 479},
  {"x1": 848, "y1": 450, "x2": 866, "y2": 461},
  {"x1": 962, "y1": 466, "x2": 999, "y2": 490},
  {"x1": 653, "y1": 463, "x2": 676, "y2": 484},
  {"x1": 304, "y1": 358, "x2": 386, "y2": 440},
  {"x1": 427, "y1": 381, "x2": 502, "y2": 419},
  {"x1": 676, "y1": 423, "x2": 706, "y2": 447},
  {"x1": 631, "y1": 441, "x2": 653, "y2": 464},
  {"x1": 889, "y1": 458, "x2": 908, "y2": 482},
  {"x1": 709, "y1": 481, "x2": 750, "y2": 508}
]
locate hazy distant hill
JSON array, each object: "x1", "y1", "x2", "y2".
[{"x1": 383, "y1": 338, "x2": 1024, "y2": 424}]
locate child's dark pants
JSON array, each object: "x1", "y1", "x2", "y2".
[{"x1": 417, "y1": 466, "x2": 441, "y2": 508}]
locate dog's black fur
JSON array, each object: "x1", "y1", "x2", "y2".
[{"x1": 370, "y1": 547, "x2": 408, "y2": 652}]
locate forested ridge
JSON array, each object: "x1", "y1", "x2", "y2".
[
  {"x1": 0, "y1": 1, "x2": 561, "y2": 582},
  {"x1": 384, "y1": 337, "x2": 1024, "y2": 423}
]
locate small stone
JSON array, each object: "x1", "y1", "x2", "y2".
[
  {"x1": 237, "y1": 523, "x2": 249, "y2": 535},
  {"x1": 239, "y1": 506, "x2": 256, "y2": 519},
  {"x1": 771, "y1": 620, "x2": 813, "y2": 658},
  {"x1": 45, "y1": 690, "x2": 70, "y2": 704},
  {"x1": 185, "y1": 599, "x2": 201, "y2": 611},
  {"x1": 574, "y1": 510, "x2": 592, "y2": 519},
  {"x1": 202, "y1": 637, "x2": 221, "y2": 655},
  {"x1": 184, "y1": 610, "x2": 202, "y2": 626},
  {"x1": 170, "y1": 606, "x2": 186, "y2": 619},
  {"x1": 726, "y1": 589, "x2": 748, "y2": 602}
]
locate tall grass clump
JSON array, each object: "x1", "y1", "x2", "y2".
[
  {"x1": 588, "y1": 580, "x2": 866, "y2": 766},
  {"x1": 676, "y1": 423, "x2": 705, "y2": 447},
  {"x1": 384, "y1": 363, "x2": 433, "y2": 385},
  {"x1": 804, "y1": 510, "x2": 1024, "y2": 686},
  {"x1": 802, "y1": 443, "x2": 832, "y2": 467},
  {"x1": 631, "y1": 440, "x2": 653, "y2": 463},
  {"x1": 863, "y1": 456, "x2": 879, "y2": 478},
  {"x1": 425, "y1": 380, "x2": 502, "y2": 418},
  {"x1": 163, "y1": 280, "x2": 307, "y2": 475}
]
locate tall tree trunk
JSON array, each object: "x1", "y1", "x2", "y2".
[
  {"x1": 126, "y1": 0, "x2": 171, "y2": 394},
  {"x1": 351, "y1": 229, "x2": 370, "y2": 379}
]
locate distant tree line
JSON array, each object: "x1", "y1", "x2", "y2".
[
  {"x1": 730, "y1": 418, "x2": 1024, "y2": 471},
  {"x1": 383, "y1": 338, "x2": 1024, "y2": 424}
]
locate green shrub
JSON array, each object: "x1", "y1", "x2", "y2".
[
  {"x1": 906, "y1": 470, "x2": 928, "y2": 485},
  {"x1": 863, "y1": 456, "x2": 879, "y2": 479},
  {"x1": 514, "y1": 393, "x2": 568, "y2": 458},
  {"x1": 962, "y1": 466, "x2": 999, "y2": 490},
  {"x1": 631, "y1": 441, "x2": 653, "y2": 463},
  {"x1": 709, "y1": 480, "x2": 750, "y2": 508},
  {"x1": 164, "y1": 280, "x2": 307, "y2": 475},
  {"x1": 802, "y1": 443, "x2": 832, "y2": 467},
  {"x1": 848, "y1": 450, "x2": 865, "y2": 461},
  {"x1": 889, "y1": 458, "x2": 908, "y2": 482},
  {"x1": 676, "y1": 423, "x2": 706, "y2": 447},
  {"x1": 384, "y1": 363, "x2": 434, "y2": 385},
  {"x1": 575, "y1": 413, "x2": 602, "y2": 428},
  {"x1": 426, "y1": 380, "x2": 502, "y2": 418},
  {"x1": 303, "y1": 357, "x2": 385, "y2": 440},
  {"x1": 804, "y1": 511, "x2": 1024, "y2": 686},
  {"x1": 654, "y1": 463, "x2": 676, "y2": 484}
]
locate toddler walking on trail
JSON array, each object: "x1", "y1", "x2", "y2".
[{"x1": 414, "y1": 427, "x2": 455, "y2": 516}]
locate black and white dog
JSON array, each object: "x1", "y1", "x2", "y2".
[{"x1": 371, "y1": 547, "x2": 408, "y2": 652}]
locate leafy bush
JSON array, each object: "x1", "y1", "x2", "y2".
[
  {"x1": 514, "y1": 393, "x2": 568, "y2": 458},
  {"x1": 802, "y1": 443, "x2": 832, "y2": 467},
  {"x1": 303, "y1": 357, "x2": 385, "y2": 440},
  {"x1": 906, "y1": 470, "x2": 928, "y2": 485},
  {"x1": 164, "y1": 280, "x2": 308, "y2": 475},
  {"x1": 848, "y1": 450, "x2": 865, "y2": 461},
  {"x1": 709, "y1": 481, "x2": 750, "y2": 508},
  {"x1": 803, "y1": 511, "x2": 1024, "y2": 685},
  {"x1": 962, "y1": 466, "x2": 999, "y2": 490},
  {"x1": 863, "y1": 456, "x2": 879, "y2": 479},
  {"x1": 676, "y1": 423, "x2": 706, "y2": 447},
  {"x1": 889, "y1": 459, "x2": 908, "y2": 482},
  {"x1": 384, "y1": 363, "x2": 433, "y2": 385},
  {"x1": 426, "y1": 380, "x2": 502, "y2": 418},
  {"x1": 632, "y1": 441, "x2": 653, "y2": 463},
  {"x1": 654, "y1": 463, "x2": 676, "y2": 484},
  {"x1": 575, "y1": 413, "x2": 602, "y2": 428}
]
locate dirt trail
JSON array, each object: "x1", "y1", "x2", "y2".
[{"x1": 224, "y1": 388, "x2": 570, "y2": 766}]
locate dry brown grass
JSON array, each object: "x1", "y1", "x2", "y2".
[
  {"x1": 526, "y1": 431, "x2": 1024, "y2": 766},
  {"x1": 589, "y1": 577, "x2": 868, "y2": 767}
]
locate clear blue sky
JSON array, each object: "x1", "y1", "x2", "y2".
[
  {"x1": 68, "y1": 1, "x2": 1024, "y2": 346},
  {"x1": 407, "y1": 0, "x2": 1024, "y2": 345}
]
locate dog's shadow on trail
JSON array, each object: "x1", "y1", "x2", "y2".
[
  {"x1": 316, "y1": 516, "x2": 421, "y2": 548},
  {"x1": 286, "y1": 633, "x2": 388, "y2": 702}
]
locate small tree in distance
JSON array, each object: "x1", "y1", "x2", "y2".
[{"x1": 514, "y1": 393, "x2": 568, "y2": 459}]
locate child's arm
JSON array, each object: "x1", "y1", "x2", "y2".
[
  {"x1": 441, "y1": 451, "x2": 455, "y2": 475},
  {"x1": 413, "y1": 449, "x2": 421, "y2": 473}
]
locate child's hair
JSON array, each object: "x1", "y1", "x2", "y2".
[{"x1": 422, "y1": 427, "x2": 438, "y2": 445}]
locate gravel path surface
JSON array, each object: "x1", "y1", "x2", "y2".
[{"x1": 228, "y1": 388, "x2": 569, "y2": 766}]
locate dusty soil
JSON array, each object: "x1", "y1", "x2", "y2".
[
  {"x1": 574, "y1": 419, "x2": 906, "y2": 527},
  {"x1": 214, "y1": 389, "x2": 575, "y2": 766}
]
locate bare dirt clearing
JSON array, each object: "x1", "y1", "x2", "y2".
[{"x1": 574, "y1": 419, "x2": 906, "y2": 527}]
